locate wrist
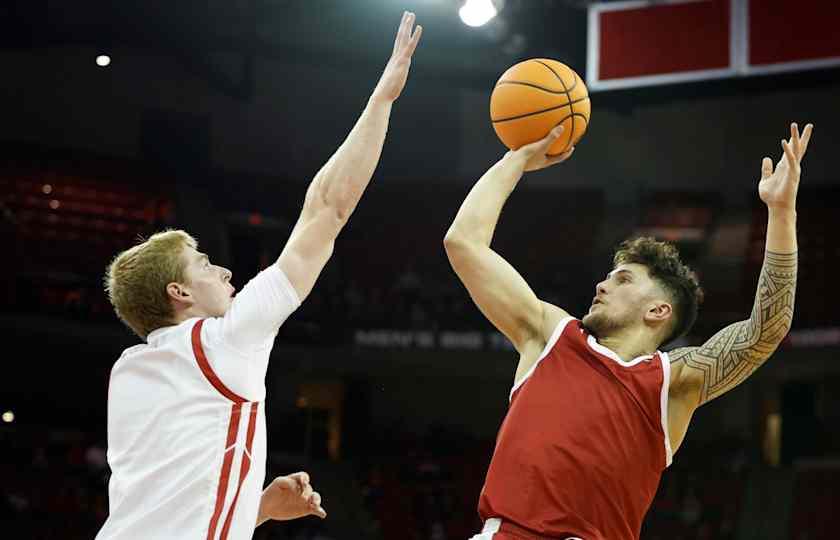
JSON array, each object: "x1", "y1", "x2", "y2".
[
  {"x1": 368, "y1": 91, "x2": 395, "y2": 108},
  {"x1": 255, "y1": 510, "x2": 268, "y2": 527},
  {"x1": 501, "y1": 150, "x2": 527, "y2": 170},
  {"x1": 255, "y1": 491, "x2": 268, "y2": 527},
  {"x1": 767, "y1": 205, "x2": 797, "y2": 220}
]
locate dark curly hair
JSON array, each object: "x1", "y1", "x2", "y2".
[{"x1": 613, "y1": 237, "x2": 704, "y2": 345}]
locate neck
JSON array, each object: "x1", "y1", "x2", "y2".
[
  {"x1": 172, "y1": 305, "x2": 211, "y2": 325},
  {"x1": 596, "y1": 326, "x2": 660, "y2": 362}
]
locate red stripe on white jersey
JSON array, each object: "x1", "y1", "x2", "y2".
[
  {"x1": 191, "y1": 319, "x2": 246, "y2": 403},
  {"x1": 191, "y1": 320, "x2": 260, "y2": 540},
  {"x1": 206, "y1": 403, "x2": 243, "y2": 540},
  {"x1": 219, "y1": 402, "x2": 259, "y2": 539}
]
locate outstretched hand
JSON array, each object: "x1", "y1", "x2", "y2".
[
  {"x1": 507, "y1": 126, "x2": 575, "y2": 172},
  {"x1": 759, "y1": 122, "x2": 813, "y2": 212},
  {"x1": 372, "y1": 11, "x2": 423, "y2": 103},
  {"x1": 257, "y1": 472, "x2": 326, "y2": 525}
]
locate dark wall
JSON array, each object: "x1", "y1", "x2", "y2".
[{"x1": 1, "y1": 46, "x2": 836, "y2": 195}]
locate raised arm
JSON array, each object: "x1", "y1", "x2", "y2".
[
  {"x1": 277, "y1": 12, "x2": 422, "y2": 300},
  {"x1": 444, "y1": 127, "x2": 574, "y2": 361},
  {"x1": 671, "y1": 123, "x2": 813, "y2": 407}
]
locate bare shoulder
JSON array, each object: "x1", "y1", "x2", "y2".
[
  {"x1": 539, "y1": 301, "x2": 573, "y2": 346},
  {"x1": 512, "y1": 302, "x2": 572, "y2": 386}
]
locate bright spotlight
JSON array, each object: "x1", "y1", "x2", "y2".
[
  {"x1": 2, "y1": 410, "x2": 14, "y2": 423},
  {"x1": 96, "y1": 55, "x2": 111, "y2": 67},
  {"x1": 459, "y1": 0, "x2": 498, "y2": 27}
]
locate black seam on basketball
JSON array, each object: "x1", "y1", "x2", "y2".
[
  {"x1": 569, "y1": 112, "x2": 589, "y2": 124},
  {"x1": 567, "y1": 70, "x2": 579, "y2": 93},
  {"x1": 491, "y1": 97, "x2": 589, "y2": 123},
  {"x1": 534, "y1": 60, "x2": 575, "y2": 154},
  {"x1": 534, "y1": 60, "x2": 568, "y2": 87},
  {"x1": 546, "y1": 113, "x2": 589, "y2": 156},
  {"x1": 495, "y1": 80, "x2": 567, "y2": 94}
]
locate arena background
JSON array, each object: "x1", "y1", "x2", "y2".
[{"x1": 1, "y1": 1, "x2": 839, "y2": 539}]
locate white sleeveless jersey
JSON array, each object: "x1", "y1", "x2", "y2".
[{"x1": 96, "y1": 265, "x2": 300, "y2": 540}]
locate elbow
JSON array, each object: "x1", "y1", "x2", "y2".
[
  {"x1": 331, "y1": 200, "x2": 352, "y2": 225},
  {"x1": 312, "y1": 178, "x2": 352, "y2": 227},
  {"x1": 444, "y1": 229, "x2": 481, "y2": 271},
  {"x1": 327, "y1": 179, "x2": 356, "y2": 223},
  {"x1": 778, "y1": 319, "x2": 794, "y2": 348},
  {"x1": 756, "y1": 320, "x2": 793, "y2": 359},
  {"x1": 443, "y1": 227, "x2": 469, "y2": 257},
  {"x1": 774, "y1": 311, "x2": 795, "y2": 347}
]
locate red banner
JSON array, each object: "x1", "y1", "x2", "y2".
[{"x1": 587, "y1": 0, "x2": 840, "y2": 90}]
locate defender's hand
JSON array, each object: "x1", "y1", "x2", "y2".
[
  {"x1": 371, "y1": 11, "x2": 423, "y2": 103},
  {"x1": 257, "y1": 472, "x2": 326, "y2": 524}
]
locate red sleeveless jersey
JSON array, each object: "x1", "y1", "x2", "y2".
[{"x1": 478, "y1": 318, "x2": 672, "y2": 540}]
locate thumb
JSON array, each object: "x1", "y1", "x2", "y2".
[
  {"x1": 522, "y1": 125, "x2": 564, "y2": 155},
  {"x1": 760, "y1": 157, "x2": 773, "y2": 180}
]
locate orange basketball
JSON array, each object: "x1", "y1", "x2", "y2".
[{"x1": 490, "y1": 59, "x2": 590, "y2": 156}]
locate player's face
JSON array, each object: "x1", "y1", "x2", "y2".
[
  {"x1": 581, "y1": 263, "x2": 660, "y2": 338},
  {"x1": 180, "y1": 246, "x2": 236, "y2": 317}
]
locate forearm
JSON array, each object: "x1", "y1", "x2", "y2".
[
  {"x1": 765, "y1": 207, "x2": 797, "y2": 253},
  {"x1": 446, "y1": 153, "x2": 526, "y2": 246},
  {"x1": 675, "y1": 211, "x2": 798, "y2": 404},
  {"x1": 276, "y1": 97, "x2": 393, "y2": 301},
  {"x1": 313, "y1": 96, "x2": 393, "y2": 222},
  {"x1": 746, "y1": 209, "x2": 798, "y2": 352}
]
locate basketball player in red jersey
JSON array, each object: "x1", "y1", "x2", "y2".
[{"x1": 444, "y1": 122, "x2": 812, "y2": 540}]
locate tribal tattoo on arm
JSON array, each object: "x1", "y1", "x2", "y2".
[{"x1": 670, "y1": 250, "x2": 798, "y2": 405}]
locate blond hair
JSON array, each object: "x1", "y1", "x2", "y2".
[{"x1": 105, "y1": 230, "x2": 197, "y2": 339}]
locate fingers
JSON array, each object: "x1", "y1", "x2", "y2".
[
  {"x1": 799, "y1": 123, "x2": 813, "y2": 158},
  {"x1": 393, "y1": 12, "x2": 421, "y2": 59},
  {"x1": 402, "y1": 12, "x2": 415, "y2": 49},
  {"x1": 405, "y1": 24, "x2": 423, "y2": 58},
  {"x1": 285, "y1": 471, "x2": 310, "y2": 493},
  {"x1": 301, "y1": 482, "x2": 314, "y2": 501},
  {"x1": 311, "y1": 504, "x2": 327, "y2": 519},
  {"x1": 396, "y1": 12, "x2": 414, "y2": 50},
  {"x1": 393, "y1": 12, "x2": 409, "y2": 54},
  {"x1": 545, "y1": 146, "x2": 575, "y2": 166},
  {"x1": 522, "y1": 125, "x2": 564, "y2": 155},
  {"x1": 761, "y1": 157, "x2": 773, "y2": 179},
  {"x1": 781, "y1": 139, "x2": 798, "y2": 171},
  {"x1": 308, "y1": 490, "x2": 326, "y2": 518},
  {"x1": 783, "y1": 121, "x2": 814, "y2": 162}
]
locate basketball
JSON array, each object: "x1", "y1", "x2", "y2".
[{"x1": 490, "y1": 59, "x2": 590, "y2": 156}]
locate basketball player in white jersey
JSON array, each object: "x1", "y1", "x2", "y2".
[{"x1": 96, "y1": 12, "x2": 422, "y2": 540}]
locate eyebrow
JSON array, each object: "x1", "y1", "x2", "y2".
[
  {"x1": 608, "y1": 269, "x2": 634, "y2": 280},
  {"x1": 197, "y1": 254, "x2": 209, "y2": 264}
]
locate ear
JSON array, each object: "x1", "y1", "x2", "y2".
[
  {"x1": 166, "y1": 282, "x2": 193, "y2": 307},
  {"x1": 644, "y1": 301, "x2": 672, "y2": 325}
]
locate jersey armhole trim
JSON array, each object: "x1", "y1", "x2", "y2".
[
  {"x1": 509, "y1": 316, "x2": 575, "y2": 402},
  {"x1": 192, "y1": 319, "x2": 247, "y2": 404},
  {"x1": 660, "y1": 351, "x2": 674, "y2": 468}
]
